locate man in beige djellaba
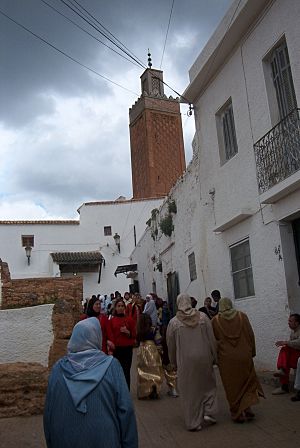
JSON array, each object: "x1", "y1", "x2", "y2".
[{"x1": 166, "y1": 293, "x2": 218, "y2": 432}]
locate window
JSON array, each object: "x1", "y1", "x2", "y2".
[
  {"x1": 230, "y1": 239, "x2": 254, "y2": 299},
  {"x1": 264, "y1": 40, "x2": 297, "y2": 124},
  {"x1": 21, "y1": 235, "x2": 34, "y2": 247},
  {"x1": 270, "y1": 42, "x2": 297, "y2": 120},
  {"x1": 152, "y1": 281, "x2": 157, "y2": 294},
  {"x1": 188, "y1": 252, "x2": 197, "y2": 282},
  {"x1": 216, "y1": 99, "x2": 238, "y2": 164},
  {"x1": 104, "y1": 226, "x2": 112, "y2": 236}
]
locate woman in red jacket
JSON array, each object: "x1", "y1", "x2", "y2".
[
  {"x1": 80, "y1": 295, "x2": 115, "y2": 354},
  {"x1": 110, "y1": 298, "x2": 136, "y2": 389}
]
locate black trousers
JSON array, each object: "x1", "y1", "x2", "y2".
[{"x1": 114, "y1": 346, "x2": 133, "y2": 390}]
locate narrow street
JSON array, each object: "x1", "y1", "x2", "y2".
[{"x1": 0, "y1": 358, "x2": 299, "y2": 448}]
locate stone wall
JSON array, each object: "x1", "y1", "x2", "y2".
[
  {"x1": 0, "y1": 260, "x2": 83, "y2": 417},
  {"x1": 1, "y1": 260, "x2": 83, "y2": 310},
  {"x1": 0, "y1": 363, "x2": 48, "y2": 418}
]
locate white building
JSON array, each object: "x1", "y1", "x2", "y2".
[
  {"x1": 0, "y1": 196, "x2": 163, "y2": 298},
  {"x1": 131, "y1": 0, "x2": 300, "y2": 369}
]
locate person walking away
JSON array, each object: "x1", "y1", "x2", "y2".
[
  {"x1": 43, "y1": 318, "x2": 138, "y2": 448},
  {"x1": 110, "y1": 298, "x2": 136, "y2": 389},
  {"x1": 212, "y1": 298, "x2": 264, "y2": 423},
  {"x1": 167, "y1": 293, "x2": 218, "y2": 432},
  {"x1": 161, "y1": 300, "x2": 178, "y2": 398},
  {"x1": 272, "y1": 313, "x2": 300, "y2": 395},
  {"x1": 136, "y1": 313, "x2": 164, "y2": 399}
]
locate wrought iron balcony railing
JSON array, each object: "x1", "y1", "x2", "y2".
[{"x1": 254, "y1": 108, "x2": 300, "y2": 194}]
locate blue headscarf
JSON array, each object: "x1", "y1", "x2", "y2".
[{"x1": 60, "y1": 317, "x2": 113, "y2": 414}]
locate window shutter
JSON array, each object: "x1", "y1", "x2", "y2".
[
  {"x1": 271, "y1": 43, "x2": 297, "y2": 119},
  {"x1": 222, "y1": 103, "x2": 238, "y2": 160}
]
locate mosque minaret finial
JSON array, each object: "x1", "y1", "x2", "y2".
[{"x1": 147, "y1": 50, "x2": 152, "y2": 68}]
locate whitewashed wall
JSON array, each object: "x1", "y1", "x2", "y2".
[
  {"x1": 0, "y1": 198, "x2": 163, "y2": 298},
  {"x1": 132, "y1": 0, "x2": 300, "y2": 370},
  {"x1": 131, "y1": 157, "x2": 203, "y2": 302},
  {"x1": 0, "y1": 304, "x2": 54, "y2": 366}
]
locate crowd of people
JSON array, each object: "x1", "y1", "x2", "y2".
[{"x1": 43, "y1": 289, "x2": 300, "y2": 446}]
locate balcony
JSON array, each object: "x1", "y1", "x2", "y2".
[{"x1": 254, "y1": 108, "x2": 300, "y2": 198}]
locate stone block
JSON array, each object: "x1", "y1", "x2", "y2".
[
  {"x1": 48, "y1": 339, "x2": 68, "y2": 369},
  {"x1": 0, "y1": 363, "x2": 48, "y2": 418}
]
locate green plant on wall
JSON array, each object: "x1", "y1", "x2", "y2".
[
  {"x1": 167, "y1": 199, "x2": 177, "y2": 214},
  {"x1": 159, "y1": 213, "x2": 174, "y2": 237},
  {"x1": 147, "y1": 208, "x2": 159, "y2": 240}
]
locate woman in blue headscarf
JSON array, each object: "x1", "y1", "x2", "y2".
[{"x1": 43, "y1": 317, "x2": 138, "y2": 448}]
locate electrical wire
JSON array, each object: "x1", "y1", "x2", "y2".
[
  {"x1": 39, "y1": 0, "x2": 142, "y2": 69},
  {"x1": 49, "y1": 0, "x2": 192, "y2": 111},
  {"x1": 56, "y1": 0, "x2": 146, "y2": 69},
  {"x1": 149, "y1": 70, "x2": 191, "y2": 104},
  {"x1": 67, "y1": 0, "x2": 146, "y2": 69},
  {"x1": 54, "y1": 0, "x2": 191, "y2": 106},
  {"x1": 160, "y1": 0, "x2": 174, "y2": 69},
  {"x1": 156, "y1": 0, "x2": 243, "y2": 110},
  {"x1": 0, "y1": 8, "x2": 139, "y2": 96}
]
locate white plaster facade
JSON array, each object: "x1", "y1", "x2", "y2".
[
  {"x1": 131, "y1": 0, "x2": 300, "y2": 370},
  {"x1": 0, "y1": 197, "x2": 163, "y2": 298},
  {"x1": 0, "y1": 304, "x2": 54, "y2": 366}
]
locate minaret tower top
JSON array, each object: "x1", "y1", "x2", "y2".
[
  {"x1": 129, "y1": 59, "x2": 186, "y2": 200},
  {"x1": 140, "y1": 51, "x2": 164, "y2": 97}
]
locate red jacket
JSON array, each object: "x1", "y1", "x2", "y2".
[
  {"x1": 80, "y1": 314, "x2": 114, "y2": 354},
  {"x1": 125, "y1": 303, "x2": 141, "y2": 324},
  {"x1": 110, "y1": 315, "x2": 136, "y2": 347}
]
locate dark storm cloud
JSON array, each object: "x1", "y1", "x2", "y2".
[
  {"x1": 0, "y1": 0, "x2": 231, "y2": 126},
  {"x1": 0, "y1": 0, "x2": 232, "y2": 219},
  {"x1": 0, "y1": 0, "x2": 126, "y2": 127}
]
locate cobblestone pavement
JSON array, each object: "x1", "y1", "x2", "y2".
[{"x1": 0, "y1": 365, "x2": 299, "y2": 448}]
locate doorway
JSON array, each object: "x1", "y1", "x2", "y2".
[{"x1": 167, "y1": 272, "x2": 180, "y2": 318}]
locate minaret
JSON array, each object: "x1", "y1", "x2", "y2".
[{"x1": 129, "y1": 53, "x2": 186, "y2": 199}]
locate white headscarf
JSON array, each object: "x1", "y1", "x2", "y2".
[{"x1": 143, "y1": 297, "x2": 158, "y2": 326}]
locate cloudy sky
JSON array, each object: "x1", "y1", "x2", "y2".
[{"x1": 0, "y1": 0, "x2": 232, "y2": 219}]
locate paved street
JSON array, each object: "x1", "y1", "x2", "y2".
[{"x1": 0, "y1": 364, "x2": 299, "y2": 448}]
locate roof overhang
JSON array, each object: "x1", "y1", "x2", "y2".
[
  {"x1": 182, "y1": 0, "x2": 271, "y2": 104},
  {"x1": 51, "y1": 251, "x2": 103, "y2": 265},
  {"x1": 114, "y1": 264, "x2": 138, "y2": 277}
]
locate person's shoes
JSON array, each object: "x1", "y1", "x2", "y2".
[
  {"x1": 149, "y1": 385, "x2": 159, "y2": 399},
  {"x1": 167, "y1": 388, "x2": 179, "y2": 398},
  {"x1": 204, "y1": 415, "x2": 217, "y2": 425},
  {"x1": 291, "y1": 391, "x2": 300, "y2": 402},
  {"x1": 272, "y1": 386, "x2": 289, "y2": 395},
  {"x1": 244, "y1": 408, "x2": 255, "y2": 420},
  {"x1": 233, "y1": 413, "x2": 245, "y2": 423},
  {"x1": 189, "y1": 425, "x2": 202, "y2": 432}
]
